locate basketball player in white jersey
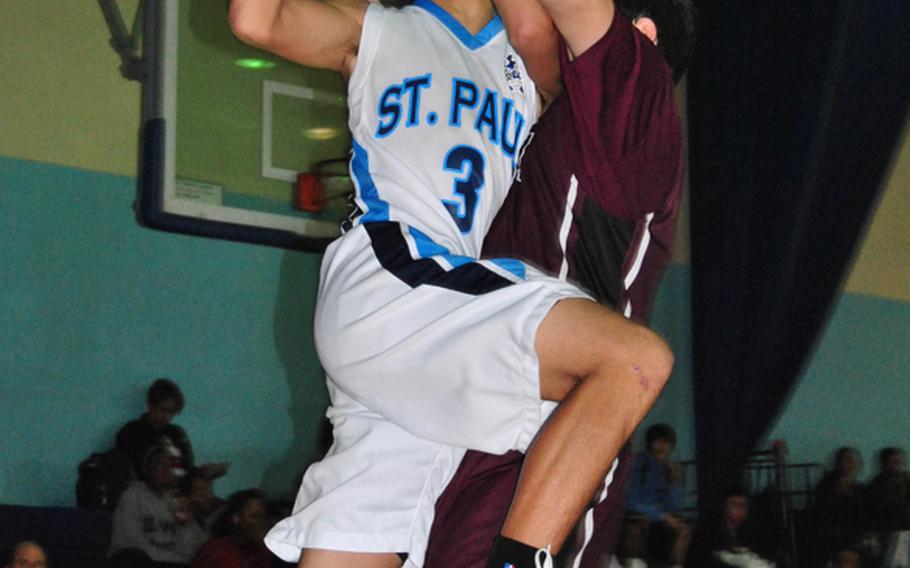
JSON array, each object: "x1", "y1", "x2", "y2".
[{"x1": 229, "y1": 1, "x2": 674, "y2": 567}]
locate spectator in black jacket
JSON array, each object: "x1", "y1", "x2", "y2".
[
  {"x1": 866, "y1": 447, "x2": 909, "y2": 532},
  {"x1": 116, "y1": 379, "x2": 194, "y2": 480},
  {"x1": 686, "y1": 484, "x2": 773, "y2": 568},
  {"x1": 809, "y1": 447, "x2": 867, "y2": 565}
]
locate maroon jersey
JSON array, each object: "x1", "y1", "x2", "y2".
[
  {"x1": 486, "y1": 11, "x2": 682, "y2": 323},
  {"x1": 425, "y1": 12, "x2": 683, "y2": 568}
]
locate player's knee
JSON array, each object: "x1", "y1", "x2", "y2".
[
  {"x1": 645, "y1": 329, "x2": 674, "y2": 390},
  {"x1": 616, "y1": 325, "x2": 674, "y2": 398}
]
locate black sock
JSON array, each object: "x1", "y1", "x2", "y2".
[{"x1": 486, "y1": 535, "x2": 548, "y2": 568}]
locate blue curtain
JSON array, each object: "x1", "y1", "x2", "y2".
[{"x1": 686, "y1": 0, "x2": 910, "y2": 505}]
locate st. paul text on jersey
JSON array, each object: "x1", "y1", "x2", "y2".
[{"x1": 374, "y1": 74, "x2": 527, "y2": 160}]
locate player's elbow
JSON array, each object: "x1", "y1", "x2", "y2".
[
  {"x1": 505, "y1": 14, "x2": 557, "y2": 58},
  {"x1": 228, "y1": 1, "x2": 276, "y2": 49}
]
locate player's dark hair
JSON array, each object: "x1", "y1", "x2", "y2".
[
  {"x1": 616, "y1": 0, "x2": 696, "y2": 83},
  {"x1": 645, "y1": 422, "x2": 677, "y2": 448},
  {"x1": 147, "y1": 378, "x2": 184, "y2": 411}
]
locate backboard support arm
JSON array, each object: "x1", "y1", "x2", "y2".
[{"x1": 98, "y1": 0, "x2": 148, "y2": 81}]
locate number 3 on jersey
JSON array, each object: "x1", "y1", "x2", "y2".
[{"x1": 442, "y1": 145, "x2": 485, "y2": 233}]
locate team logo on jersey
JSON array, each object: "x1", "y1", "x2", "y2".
[{"x1": 504, "y1": 54, "x2": 524, "y2": 93}]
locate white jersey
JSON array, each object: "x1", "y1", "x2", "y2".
[
  {"x1": 264, "y1": 3, "x2": 578, "y2": 564},
  {"x1": 347, "y1": 0, "x2": 538, "y2": 258}
]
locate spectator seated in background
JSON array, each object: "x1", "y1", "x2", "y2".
[
  {"x1": 621, "y1": 423, "x2": 691, "y2": 568},
  {"x1": 116, "y1": 379, "x2": 194, "y2": 480},
  {"x1": 830, "y1": 550, "x2": 860, "y2": 568},
  {"x1": 181, "y1": 467, "x2": 227, "y2": 535},
  {"x1": 808, "y1": 447, "x2": 867, "y2": 566},
  {"x1": 192, "y1": 489, "x2": 272, "y2": 568},
  {"x1": 686, "y1": 483, "x2": 773, "y2": 568},
  {"x1": 107, "y1": 445, "x2": 205, "y2": 568},
  {"x1": 867, "y1": 447, "x2": 910, "y2": 567},
  {"x1": 867, "y1": 447, "x2": 910, "y2": 532},
  {"x1": 5, "y1": 542, "x2": 48, "y2": 568}
]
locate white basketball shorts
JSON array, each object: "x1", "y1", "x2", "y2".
[{"x1": 265, "y1": 221, "x2": 590, "y2": 564}]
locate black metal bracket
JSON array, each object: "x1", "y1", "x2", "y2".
[{"x1": 98, "y1": 0, "x2": 147, "y2": 81}]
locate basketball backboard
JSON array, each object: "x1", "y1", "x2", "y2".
[{"x1": 138, "y1": 0, "x2": 352, "y2": 251}]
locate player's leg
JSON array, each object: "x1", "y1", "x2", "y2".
[
  {"x1": 425, "y1": 443, "x2": 633, "y2": 567},
  {"x1": 266, "y1": 381, "x2": 462, "y2": 568},
  {"x1": 298, "y1": 550, "x2": 402, "y2": 568},
  {"x1": 498, "y1": 298, "x2": 673, "y2": 556},
  {"x1": 424, "y1": 450, "x2": 523, "y2": 567},
  {"x1": 561, "y1": 442, "x2": 635, "y2": 567}
]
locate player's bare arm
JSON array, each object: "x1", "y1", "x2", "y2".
[
  {"x1": 493, "y1": 0, "x2": 563, "y2": 103},
  {"x1": 228, "y1": 0, "x2": 366, "y2": 78},
  {"x1": 536, "y1": 0, "x2": 617, "y2": 58}
]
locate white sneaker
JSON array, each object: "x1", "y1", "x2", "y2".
[{"x1": 623, "y1": 559, "x2": 648, "y2": 568}]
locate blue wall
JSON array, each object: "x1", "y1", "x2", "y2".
[
  {"x1": 2, "y1": 155, "x2": 906, "y2": 507},
  {"x1": 1, "y1": 156, "x2": 329, "y2": 505},
  {"x1": 640, "y1": 264, "x2": 695, "y2": 459},
  {"x1": 0, "y1": 153, "x2": 699, "y2": 507},
  {"x1": 641, "y1": 261, "x2": 910, "y2": 483},
  {"x1": 766, "y1": 292, "x2": 910, "y2": 476}
]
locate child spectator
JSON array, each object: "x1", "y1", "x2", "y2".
[
  {"x1": 622, "y1": 423, "x2": 690, "y2": 568},
  {"x1": 108, "y1": 445, "x2": 203, "y2": 567},
  {"x1": 192, "y1": 490, "x2": 272, "y2": 568}
]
